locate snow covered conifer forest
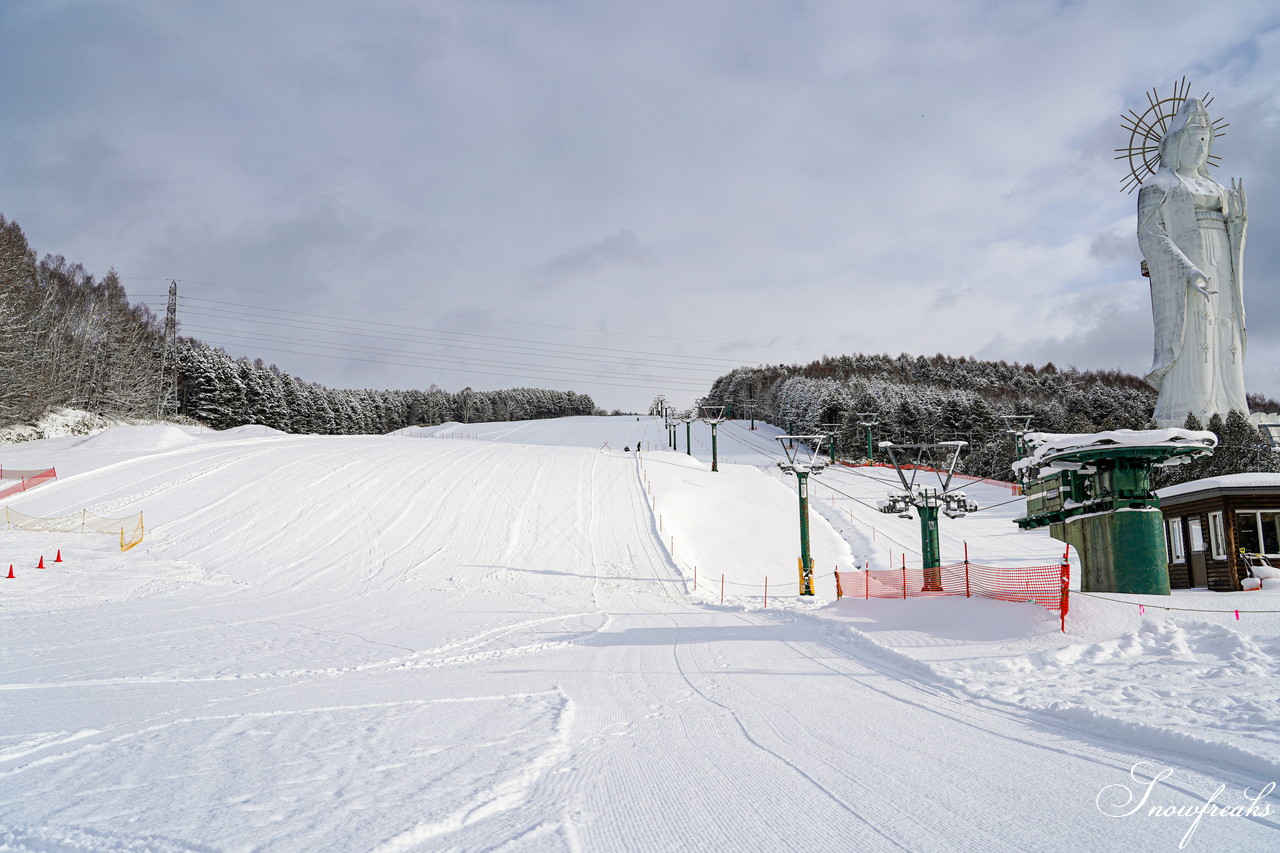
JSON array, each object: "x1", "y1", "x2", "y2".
[
  {"x1": 704, "y1": 357, "x2": 1280, "y2": 485},
  {"x1": 6, "y1": 208, "x2": 1280, "y2": 484},
  {"x1": 0, "y1": 215, "x2": 596, "y2": 433}
]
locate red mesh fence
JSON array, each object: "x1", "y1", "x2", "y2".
[
  {"x1": 0, "y1": 468, "x2": 57, "y2": 500},
  {"x1": 835, "y1": 559, "x2": 1070, "y2": 631}
]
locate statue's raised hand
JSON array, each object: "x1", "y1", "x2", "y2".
[
  {"x1": 1229, "y1": 178, "x2": 1248, "y2": 221},
  {"x1": 1190, "y1": 268, "x2": 1217, "y2": 298}
]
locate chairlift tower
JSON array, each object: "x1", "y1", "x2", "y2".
[
  {"x1": 879, "y1": 441, "x2": 969, "y2": 592},
  {"x1": 856, "y1": 413, "x2": 880, "y2": 463},
  {"x1": 744, "y1": 399, "x2": 759, "y2": 431},
  {"x1": 700, "y1": 405, "x2": 728, "y2": 472},
  {"x1": 776, "y1": 435, "x2": 828, "y2": 596},
  {"x1": 1001, "y1": 415, "x2": 1035, "y2": 478},
  {"x1": 680, "y1": 411, "x2": 695, "y2": 456},
  {"x1": 821, "y1": 422, "x2": 841, "y2": 464}
]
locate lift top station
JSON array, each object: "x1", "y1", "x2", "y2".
[{"x1": 1013, "y1": 429, "x2": 1217, "y2": 595}]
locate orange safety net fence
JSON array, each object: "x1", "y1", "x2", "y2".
[
  {"x1": 835, "y1": 560, "x2": 1070, "y2": 631},
  {"x1": 0, "y1": 468, "x2": 56, "y2": 500},
  {"x1": 2, "y1": 506, "x2": 145, "y2": 552}
]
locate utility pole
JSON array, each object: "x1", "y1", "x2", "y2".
[
  {"x1": 700, "y1": 405, "x2": 727, "y2": 472},
  {"x1": 777, "y1": 435, "x2": 828, "y2": 596},
  {"x1": 156, "y1": 280, "x2": 179, "y2": 417},
  {"x1": 856, "y1": 413, "x2": 880, "y2": 464}
]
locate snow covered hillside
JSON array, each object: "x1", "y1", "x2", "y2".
[{"x1": 1, "y1": 416, "x2": 1277, "y2": 851}]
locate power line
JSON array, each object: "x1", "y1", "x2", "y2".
[
  {"x1": 182, "y1": 318, "x2": 723, "y2": 380},
  {"x1": 124, "y1": 275, "x2": 824, "y2": 356},
  {"x1": 183, "y1": 324, "x2": 712, "y2": 391},
  {"x1": 190, "y1": 337, "x2": 709, "y2": 392},
  {"x1": 171, "y1": 306, "x2": 732, "y2": 375},
  {"x1": 159, "y1": 294, "x2": 755, "y2": 368}
]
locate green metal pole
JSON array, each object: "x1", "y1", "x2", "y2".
[
  {"x1": 685, "y1": 421, "x2": 692, "y2": 456},
  {"x1": 797, "y1": 471, "x2": 814, "y2": 595},
  {"x1": 919, "y1": 501, "x2": 942, "y2": 591},
  {"x1": 829, "y1": 434, "x2": 836, "y2": 464},
  {"x1": 711, "y1": 423, "x2": 719, "y2": 472},
  {"x1": 865, "y1": 425, "x2": 874, "y2": 463}
]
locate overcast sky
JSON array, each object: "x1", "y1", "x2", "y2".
[{"x1": 4, "y1": 0, "x2": 1280, "y2": 413}]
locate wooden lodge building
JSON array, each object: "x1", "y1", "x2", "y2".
[{"x1": 1155, "y1": 473, "x2": 1280, "y2": 591}]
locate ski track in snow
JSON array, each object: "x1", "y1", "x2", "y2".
[{"x1": 0, "y1": 417, "x2": 1277, "y2": 851}]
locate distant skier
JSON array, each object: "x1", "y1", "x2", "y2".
[{"x1": 623, "y1": 446, "x2": 631, "y2": 452}]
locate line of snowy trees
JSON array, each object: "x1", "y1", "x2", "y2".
[
  {"x1": 1, "y1": 216, "x2": 168, "y2": 426},
  {"x1": 175, "y1": 340, "x2": 596, "y2": 433},
  {"x1": 1, "y1": 213, "x2": 596, "y2": 433},
  {"x1": 703, "y1": 353, "x2": 1280, "y2": 482}
]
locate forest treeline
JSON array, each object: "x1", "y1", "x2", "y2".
[
  {"x1": 702, "y1": 354, "x2": 1280, "y2": 484},
  {"x1": 0, "y1": 214, "x2": 595, "y2": 432}
]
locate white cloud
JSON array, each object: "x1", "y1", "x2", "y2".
[{"x1": 2, "y1": 0, "x2": 1280, "y2": 410}]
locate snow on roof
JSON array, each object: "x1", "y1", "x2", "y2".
[
  {"x1": 1156, "y1": 472, "x2": 1280, "y2": 499},
  {"x1": 1013, "y1": 428, "x2": 1217, "y2": 472}
]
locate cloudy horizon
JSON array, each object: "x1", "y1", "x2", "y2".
[{"x1": 4, "y1": 0, "x2": 1280, "y2": 413}]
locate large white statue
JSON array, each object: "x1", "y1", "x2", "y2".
[{"x1": 1133, "y1": 95, "x2": 1248, "y2": 427}]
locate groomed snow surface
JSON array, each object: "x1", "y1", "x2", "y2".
[{"x1": 1, "y1": 416, "x2": 1277, "y2": 851}]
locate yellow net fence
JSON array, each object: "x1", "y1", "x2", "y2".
[{"x1": 2, "y1": 507, "x2": 145, "y2": 551}]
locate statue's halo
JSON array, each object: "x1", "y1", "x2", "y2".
[{"x1": 1115, "y1": 76, "x2": 1228, "y2": 194}]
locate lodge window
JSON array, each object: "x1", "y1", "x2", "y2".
[
  {"x1": 1167, "y1": 517, "x2": 1185, "y2": 563},
  {"x1": 1233, "y1": 510, "x2": 1280, "y2": 556},
  {"x1": 1208, "y1": 511, "x2": 1226, "y2": 559}
]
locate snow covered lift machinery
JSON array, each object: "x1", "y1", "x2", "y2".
[
  {"x1": 877, "y1": 441, "x2": 973, "y2": 592},
  {"x1": 1012, "y1": 429, "x2": 1216, "y2": 595}
]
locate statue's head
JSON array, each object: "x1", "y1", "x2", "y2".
[{"x1": 1160, "y1": 98, "x2": 1215, "y2": 177}]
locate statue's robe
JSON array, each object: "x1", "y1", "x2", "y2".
[{"x1": 1136, "y1": 172, "x2": 1246, "y2": 395}]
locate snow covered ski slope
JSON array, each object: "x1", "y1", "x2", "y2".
[{"x1": 1, "y1": 416, "x2": 1277, "y2": 851}]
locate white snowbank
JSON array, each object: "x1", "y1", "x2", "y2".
[
  {"x1": 1157, "y1": 471, "x2": 1280, "y2": 499},
  {"x1": 1, "y1": 415, "x2": 1277, "y2": 850}
]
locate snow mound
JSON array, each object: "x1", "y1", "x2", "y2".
[
  {"x1": 949, "y1": 617, "x2": 1280, "y2": 758},
  {"x1": 388, "y1": 424, "x2": 453, "y2": 437},
  {"x1": 68, "y1": 424, "x2": 202, "y2": 453},
  {"x1": 215, "y1": 424, "x2": 288, "y2": 438}
]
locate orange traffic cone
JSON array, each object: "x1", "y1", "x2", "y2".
[
  {"x1": 54, "y1": 550, "x2": 63, "y2": 563},
  {"x1": 37, "y1": 555, "x2": 45, "y2": 569},
  {"x1": 6, "y1": 565, "x2": 13, "y2": 579}
]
